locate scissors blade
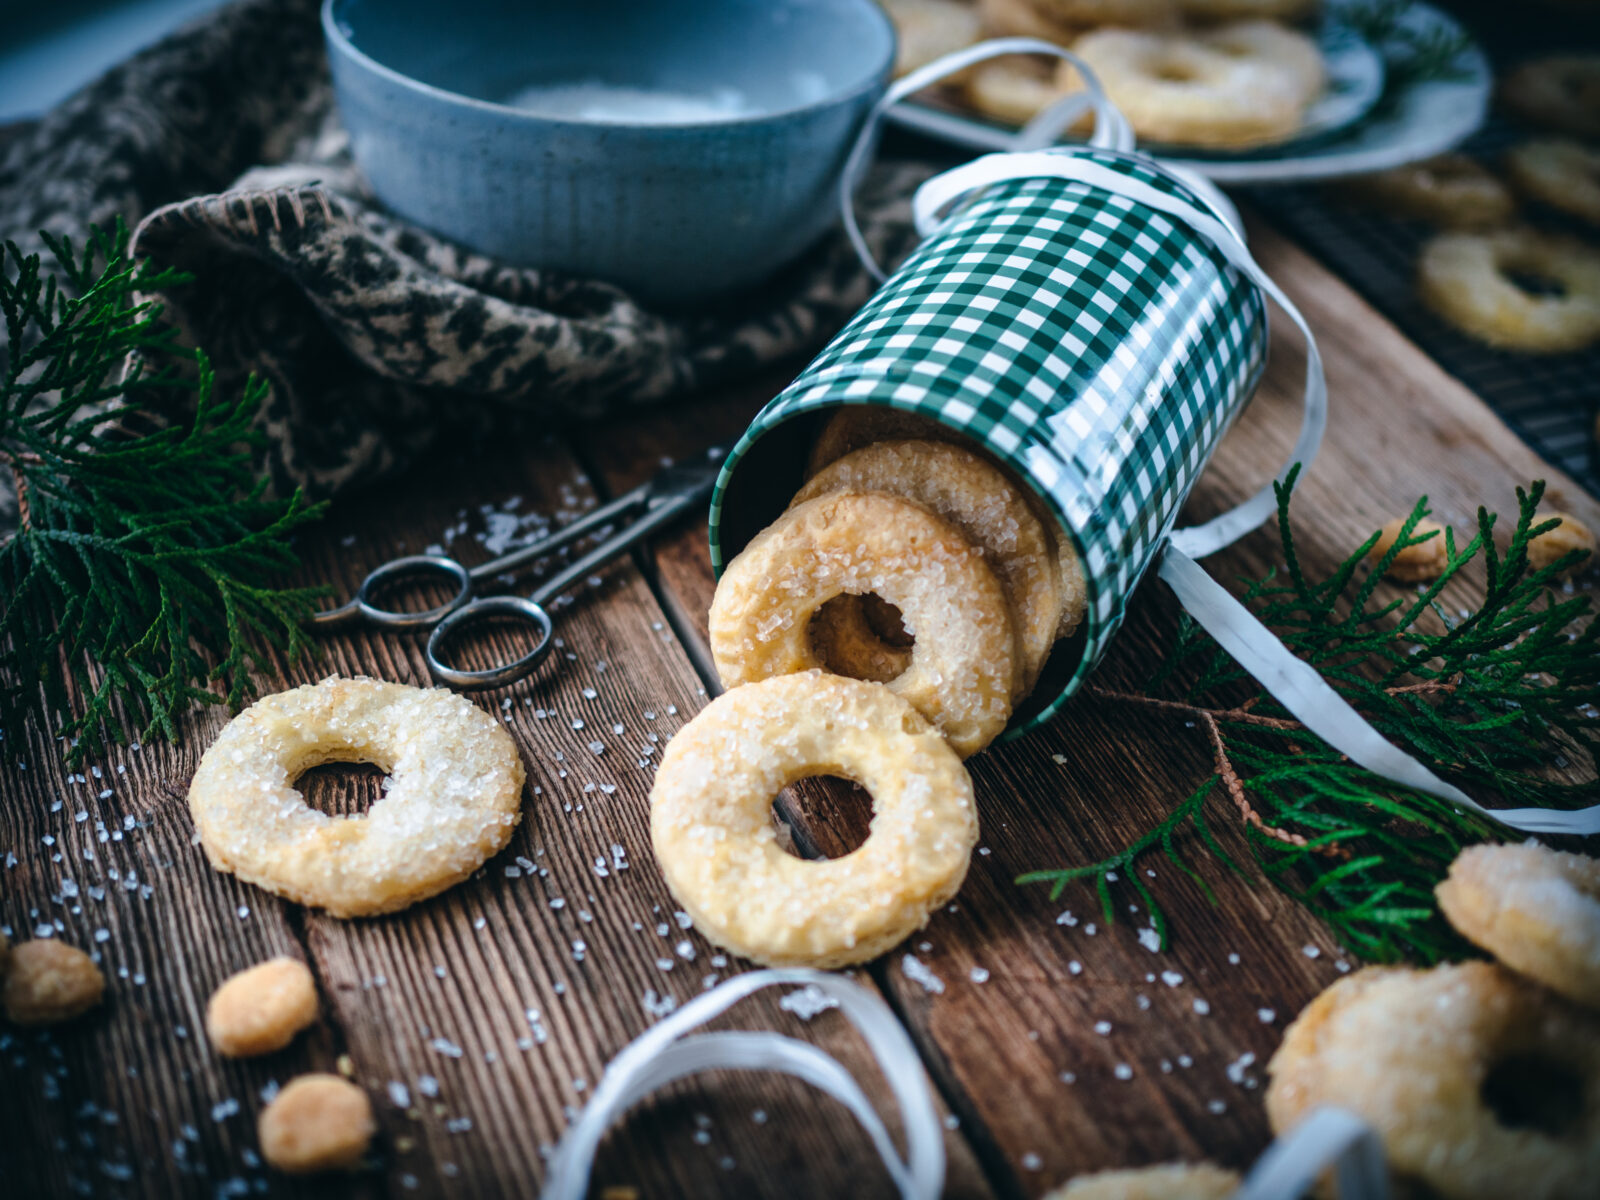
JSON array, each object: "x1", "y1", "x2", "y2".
[{"x1": 640, "y1": 446, "x2": 726, "y2": 511}]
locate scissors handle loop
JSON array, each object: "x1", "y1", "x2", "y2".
[
  {"x1": 354, "y1": 555, "x2": 473, "y2": 630},
  {"x1": 426, "y1": 596, "x2": 555, "y2": 690}
]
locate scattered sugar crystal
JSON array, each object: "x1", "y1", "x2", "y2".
[
  {"x1": 1022, "y1": 1153, "x2": 1042, "y2": 1171},
  {"x1": 1136, "y1": 994, "x2": 1150, "y2": 1010},
  {"x1": 780, "y1": 985, "x2": 839, "y2": 1020},
  {"x1": 210, "y1": 1098, "x2": 239, "y2": 1122},
  {"x1": 1257, "y1": 1008, "x2": 1276, "y2": 1023},
  {"x1": 1059, "y1": 1072, "x2": 1076, "y2": 1084},
  {"x1": 655, "y1": 958, "x2": 674, "y2": 972},
  {"x1": 1161, "y1": 971, "x2": 1184, "y2": 988},
  {"x1": 1093, "y1": 1021, "x2": 1111, "y2": 1035},
  {"x1": 675, "y1": 941, "x2": 695, "y2": 960},
  {"x1": 675, "y1": 911, "x2": 692, "y2": 929},
  {"x1": 1192, "y1": 998, "x2": 1210, "y2": 1015},
  {"x1": 1178, "y1": 1054, "x2": 1193, "y2": 1068},
  {"x1": 431, "y1": 1038, "x2": 464, "y2": 1059},
  {"x1": 1068, "y1": 961, "x2": 1083, "y2": 976},
  {"x1": 1208, "y1": 1099, "x2": 1227, "y2": 1114},
  {"x1": 388, "y1": 1082, "x2": 411, "y2": 1108},
  {"x1": 752, "y1": 1109, "x2": 767, "y2": 1125},
  {"x1": 1056, "y1": 911, "x2": 1077, "y2": 927},
  {"x1": 901, "y1": 955, "x2": 945, "y2": 994},
  {"x1": 418, "y1": 1074, "x2": 440, "y2": 1097},
  {"x1": 969, "y1": 967, "x2": 990, "y2": 984},
  {"x1": 582, "y1": 688, "x2": 597, "y2": 700},
  {"x1": 1113, "y1": 1063, "x2": 1133, "y2": 1081},
  {"x1": 1137, "y1": 926, "x2": 1161, "y2": 952},
  {"x1": 1302, "y1": 945, "x2": 1321, "y2": 959},
  {"x1": 1227, "y1": 953, "x2": 1241, "y2": 965},
  {"x1": 1226, "y1": 1052, "x2": 1257, "y2": 1085}
]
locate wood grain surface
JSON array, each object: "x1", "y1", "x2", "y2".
[{"x1": 2, "y1": 214, "x2": 1595, "y2": 1199}]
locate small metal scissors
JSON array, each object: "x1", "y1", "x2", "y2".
[{"x1": 312, "y1": 447, "x2": 725, "y2": 690}]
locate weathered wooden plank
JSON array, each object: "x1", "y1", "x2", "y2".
[
  {"x1": 283, "y1": 430, "x2": 993, "y2": 1198},
  {"x1": 0, "y1": 420, "x2": 995, "y2": 1195},
  {"x1": 576, "y1": 215, "x2": 1600, "y2": 1194},
  {"x1": 0, "y1": 687, "x2": 370, "y2": 1198}
]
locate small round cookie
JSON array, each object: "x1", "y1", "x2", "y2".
[
  {"x1": 792, "y1": 439, "x2": 1065, "y2": 697},
  {"x1": 1367, "y1": 516, "x2": 1449, "y2": 583},
  {"x1": 1066, "y1": 21, "x2": 1325, "y2": 149},
  {"x1": 711, "y1": 491, "x2": 1016, "y2": 757},
  {"x1": 1501, "y1": 55, "x2": 1600, "y2": 140},
  {"x1": 1267, "y1": 962, "x2": 1600, "y2": 1200},
  {"x1": 1527, "y1": 511, "x2": 1597, "y2": 577},
  {"x1": 258, "y1": 1074, "x2": 376, "y2": 1173},
  {"x1": 1045, "y1": 1162, "x2": 1240, "y2": 1199},
  {"x1": 1505, "y1": 139, "x2": 1600, "y2": 229},
  {"x1": 649, "y1": 672, "x2": 978, "y2": 968},
  {"x1": 1342, "y1": 155, "x2": 1516, "y2": 230},
  {"x1": 188, "y1": 676, "x2": 526, "y2": 918},
  {"x1": 1418, "y1": 229, "x2": 1600, "y2": 354},
  {"x1": 882, "y1": 0, "x2": 982, "y2": 78},
  {"x1": 2, "y1": 940, "x2": 104, "y2": 1026},
  {"x1": 1437, "y1": 844, "x2": 1600, "y2": 1010},
  {"x1": 207, "y1": 957, "x2": 320, "y2": 1057},
  {"x1": 804, "y1": 407, "x2": 1087, "y2": 639}
]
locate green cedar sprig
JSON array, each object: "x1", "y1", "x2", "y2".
[
  {"x1": 1, "y1": 222, "x2": 327, "y2": 762},
  {"x1": 1018, "y1": 469, "x2": 1597, "y2": 964},
  {"x1": 1336, "y1": 0, "x2": 1477, "y2": 96}
]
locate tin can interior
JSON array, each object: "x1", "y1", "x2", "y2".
[{"x1": 708, "y1": 402, "x2": 1096, "y2": 740}]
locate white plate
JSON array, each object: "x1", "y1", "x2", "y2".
[{"x1": 884, "y1": 1, "x2": 1490, "y2": 185}]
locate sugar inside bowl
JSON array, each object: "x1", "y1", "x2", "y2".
[{"x1": 323, "y1": 0, "x2": 896, "y2": 306}]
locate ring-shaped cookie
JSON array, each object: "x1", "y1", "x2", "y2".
[
  {"x1": 804, "y1": 407, "x2": 1087, "y2": 639},
  {"x1": 792, "y1": 439, "x2": 1065, "y2": 698},
  {"x1": 711, "y1": 491, "x2": 1016, "y2": 757},
  {"x1": 1046, "y1": 1163, "x2": 1239, "y2": 1200},
  {"x1": 188, "y1": 676, "x2": 525, "y2": 917},
  {"x1": 1506, "y1": 139, "x2": 1600, "y2": 228},
  {"x1": 649, "y1": 672, "x2": 978, "y2": 968},
  {"x1": 1418, "y1": 229, "x2": 1600, "y2": 353},
  {"x1": 1266, "y1": 962, "x2": 1600, "y2": 1199},
  {"x1": 1065, "y1": 21, "x2": 1325, "y2": 149},
  {"x1": 1344, "y1": 154, "x2": 1516, "y2": 230},
  {"x1": 1501, "y1": 55, "x2": 1600, "y2": 140},
  {"x1": 1437, "y1": 843, "x2": 1600, "y2": 1010}
]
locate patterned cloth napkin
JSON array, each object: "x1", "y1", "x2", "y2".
[{"x1": 0, "y1": 0, "x2": 927, "y2": 505}]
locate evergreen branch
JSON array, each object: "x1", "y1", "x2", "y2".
[
  {"x1": 1020, "y1": 471, "x2": 1597, "y2": 962},
  {"x1": 1, "y1": 221, "x2": 328, "y2": 762}
]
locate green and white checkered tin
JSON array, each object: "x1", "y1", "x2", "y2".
[{"x1": 708, "y1": 147, "x2": 1267, "y2": 739}]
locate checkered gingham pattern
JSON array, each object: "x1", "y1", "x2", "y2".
[{"x1": 710, "y1": 148, "x2": 1268, "y2": 734}]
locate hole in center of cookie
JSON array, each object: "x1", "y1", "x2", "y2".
[
  {"x1": 296, "y1": 761, "x2": 390, "y2": 818},
  {"x1": 1154, "y1": 58, "x2": 1200, "y2": 83},
  {"x1": 774, "y1": 775, "x2": 874, "y2": 860},
  {"x1": 1481, "y1": 1053, "x2": 1584, "y2": 1136},
  {"x1": 807, "y1": 594, "x2": 914, "y2": 684},
  {"x1": 1504, "y1": 267, "x2": 1567, "y2": 299}
]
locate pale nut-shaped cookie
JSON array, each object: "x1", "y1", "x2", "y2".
[
  {"x1": 979, "y1": 0, "x2": 1085, "y2": 42},
  {"x1": 1266, "y1": 962, "x2": 1600, "y2": 1200},
  {"x1": 1437, "y1": 843, "x2": 1600, "y2": 1010},
  {"x1": 2, "y1": 939, "x2": 104, "y2": 1026},
  {"x1": 258, "y1": 1073, "x2": 376, "y2": 1173},
  {"x1": 1366, "y1": 516, "x2": 1449, "y2": 583},
  {"x1": 1045, "y1": 1162, "x2": 1240, "y2": 1199},
  {"x1": 187, "y1": 676, "x2": 526, "y2": 917},
  {"x1": 206, "y1": 957, "x2": 319, "y2": 1057},
  {"x1": 649, "y1": 672, "x2": 978, "y2": 968},
  {"x1": 710, "y1": 491, "x2": 1017, "y2": 757},
  {"x1": 1527, "y1": 510, "x2": 1596, "y2": 577}
]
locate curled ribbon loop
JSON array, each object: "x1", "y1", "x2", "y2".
[
  {"x1": 840, "y1": 39, "x2": 1135, "y2": 282},
  {"x1": 540, "y1": 969, "x2": 945, "y2": 1200}
]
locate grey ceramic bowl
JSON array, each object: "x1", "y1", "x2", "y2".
[{"x1": 323, "y1": 0, "x2": 895, "y2": 306}]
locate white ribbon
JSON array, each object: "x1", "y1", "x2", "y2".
[
  {"x1": 1160, "y1": 547, "x2": 1600, "y2": 834},
  {"x1": 841, "y1": 39, "x2": 1134, "y2": 283},
  {"x1": 540, "y1": 969, "x2": 944, "y2": 1200},
  {"x1": 1235, "y1": 1106, "x2": 1390, "y2": 1200},
  {"x1": 892, "y1": 116, "x2": 1598, "y2": 837}
]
